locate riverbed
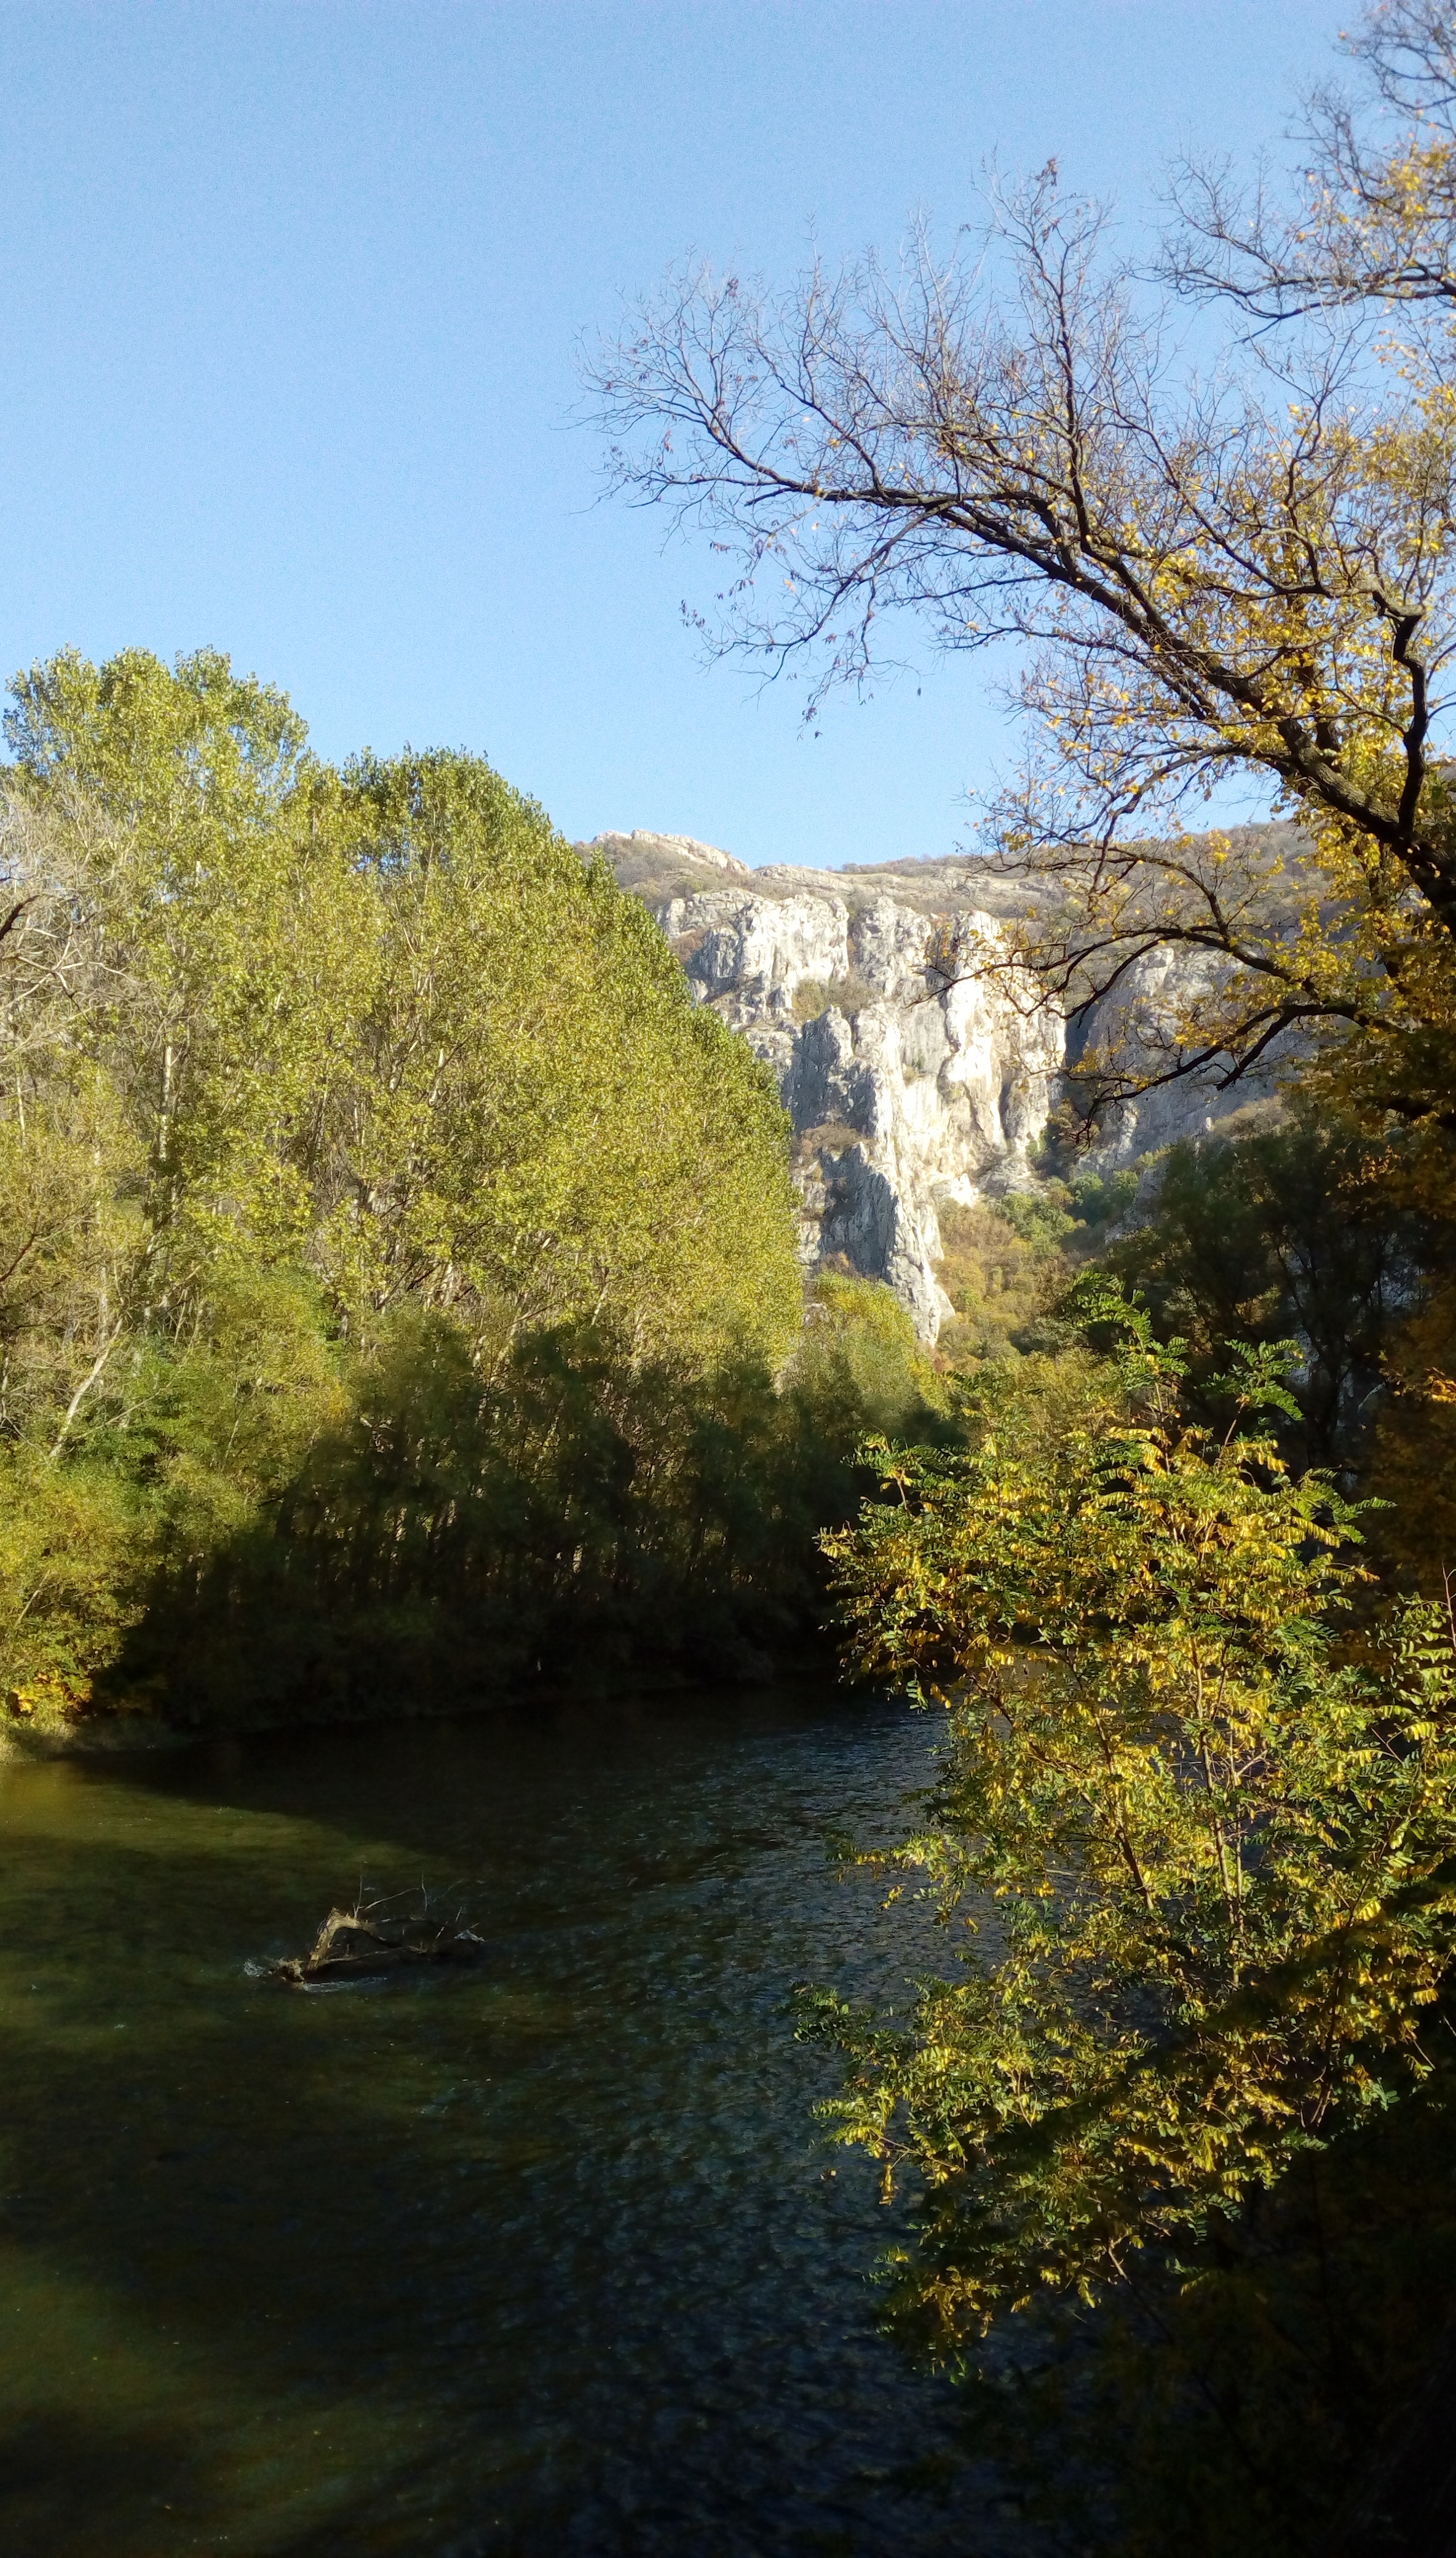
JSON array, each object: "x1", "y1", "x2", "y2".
[{"x1": 0, "y1": 1686, "x2": 1034, "y2": 2556}]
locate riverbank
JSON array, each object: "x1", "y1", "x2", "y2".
[
  {"x1": 0, "y1": 1702, "x2": 181, "y2": 1762},
  {"x1": 0, "y1": 1636, "x2": 847, "y2": 1764}
]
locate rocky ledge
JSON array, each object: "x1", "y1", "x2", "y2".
[{"x1": 579, "y1": 830, "x2": 1279, "y2": 1340}]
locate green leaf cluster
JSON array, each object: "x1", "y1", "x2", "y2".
[{"x1": 806, "y1": 1296, "x2": 1456, "y2": 2354}]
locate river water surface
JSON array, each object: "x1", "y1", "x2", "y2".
[{"x1": 0, "y1": 1687, "x2": 1033, "y2": 2557}]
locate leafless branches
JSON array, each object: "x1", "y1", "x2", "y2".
[
  {"x1": 586, "y1": 10, "x2": 1456, "y2": 1115},
  {"x1": 1168, "y1": 4, "x2": 1456, "y2": 325}
]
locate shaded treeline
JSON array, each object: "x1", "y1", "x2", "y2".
[{"x1": 113, "y1": 1277, "x2": 949, "y2": 1722}]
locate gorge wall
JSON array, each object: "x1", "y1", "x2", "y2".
[{"x1": 580, "y1": 830, "x2": 1277, "y2": 1340}]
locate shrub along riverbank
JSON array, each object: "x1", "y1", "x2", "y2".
[{"x1": 802, "y1": 1166, "x2": 1456, "y2": 2556}]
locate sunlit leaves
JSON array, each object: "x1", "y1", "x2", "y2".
[
  {"x1": 805, "y1": 1299, "x2": 1456, "y2": 2352},
  {"x1": 0, "y1": 649, "x2": 804, "y2": 1706}
]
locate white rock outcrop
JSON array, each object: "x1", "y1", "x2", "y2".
[
  {"x1": 580, "y1": 831, "x2": 1282, "y2": 1342},
  {"x1": 585, "y1": 836, "x2": 1061, "y2": 1337}
]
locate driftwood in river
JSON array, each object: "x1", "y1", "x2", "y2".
[{"x1": 269, "y1": 1892, "x2": 486, "y2": 1987}]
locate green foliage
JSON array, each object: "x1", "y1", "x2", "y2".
[
  {"x1": 992, "y1": 1186, "x2": 1076, "y2": 1251},
  {"x1": 804, "y1": 1294, "x2": 1456, "y2": 2358},
  {"x1": 0, "y1": 1447, "x2": 147, "y2": 1709},
  {"x1": 935, "y1": 1203, "x2": 1056, "y2": 1363},
  {"x1": 1070, "y1": 1165, "x2": 1140, "y2": 1229},
  {"x1": 1106, "y1": 1113, "x2": 1428, "y2": 1465},
  {"x1": 6, "y1": 643, "x2": 309, "y2": 807},
  {"x1": 935, "y1": 1190, "x2": 1080, "y2": 1363},
  {"x1": 791, "y1": 1272, "x2": 947, "y2": 1438},
  {"x1": 934, "y1": 1178, "x2": 1142, "y2": 1369},
  {"x1": 0, "y1": 647, "x2": 814, "y2": 1722},
  {"x1": 966, "y1": 2049, "x2": 1456, "y2": 2557},
  {"x1": 322, "y1": 747, "x2": 802, "y2": 1359}
]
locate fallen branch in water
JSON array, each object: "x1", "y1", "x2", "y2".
[{"x1": 268, "y1": 1887, "x2": 487, "y2": 1987}]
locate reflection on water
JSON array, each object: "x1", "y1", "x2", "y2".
[{"x1": 0, "y1": 1688, "x2": 1029, "y2": 2556}]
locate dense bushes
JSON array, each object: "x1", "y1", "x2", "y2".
[{"x1": 810, "y1": 1303, "x2": 1456, "y2": 2342}]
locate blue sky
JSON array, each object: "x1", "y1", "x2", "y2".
[{"x1": 5, "y1": 0, "x2": 1344, "y2": 867}]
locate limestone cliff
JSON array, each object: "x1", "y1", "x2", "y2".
[{"x1": 580, "y1": 830, "x2": 1280, "y2": 1339}]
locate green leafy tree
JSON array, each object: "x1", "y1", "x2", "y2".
[
  {"x1": 804, "y1": 1300, "x2": 1456, "y2": 2354},
  {"x1": 0, "y1": 650, "x2": 809, "y2": 1721},
  {"x1": 318, "y1": 748, "x2": 802, "y2": 1364},
  {"x1": 4, "y1": 647, "x2": 374, "y2": 1322}
]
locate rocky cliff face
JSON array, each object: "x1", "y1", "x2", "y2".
[{"x1": 580, "y1": 830, "x2": 1278, "y2": 1339}]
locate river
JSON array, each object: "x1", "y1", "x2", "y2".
[{"x1": 0, "y1": 1685, "x2": 1037, "y2": 2556}]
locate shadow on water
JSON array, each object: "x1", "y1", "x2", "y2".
[{"x1": 0, "y1": 1687, "x2": 1036, "y2": 2557}]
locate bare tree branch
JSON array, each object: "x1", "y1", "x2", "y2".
[{"x1": 585, "y1": 58, "x2": 1456, "y2": 1121}]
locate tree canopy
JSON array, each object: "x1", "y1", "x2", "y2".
[
  {"x1": 1, "y1": 649, "x2": 801, "y2": 1384},
  {"x1": 588, "y1": 1, "x2": 1456, "y2": 1133},
  {"x1": 0, "y1": 647, "x2": 808, "y2": 1715}
]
